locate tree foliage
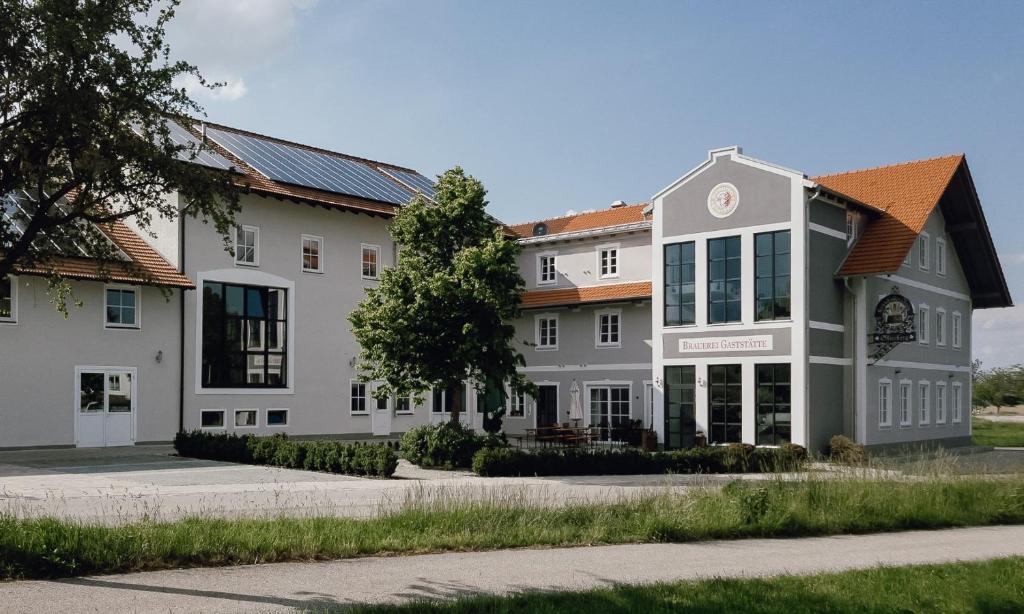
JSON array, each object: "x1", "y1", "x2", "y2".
[
  {"x1": 0, "y1": 0, "x2": 239, "y2": 289},
  {"x1": 349, "y1": 167, "x2": 534, "y2": 425},
  {"x1": 972, "y1": 362, "x2": 1024, "y2": 413}
]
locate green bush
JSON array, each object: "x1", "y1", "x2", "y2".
[
  {"x1": 173, "y1": 431, "x2": 397, "y2": 478},
  {"x1": 471, "y1": 444, "x2": 807, "y2": 477},
  {"x1": 401, "y1": 422, "x2": 493, "y2": 469},
  {"x1": 828, "y1": 435, "x2": 866, "y2": 464},
  {"x1": 400, "y1": 424, "x2": 433, "y2": 465}
]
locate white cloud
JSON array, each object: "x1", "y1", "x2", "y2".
[
  {"x1": 973, "y1": 304, "x2": 1024, "y2": 369},
  {"x1": 166, "y1": 0, "x2": 316, "y2": 103}
]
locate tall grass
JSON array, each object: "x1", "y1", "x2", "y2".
[
  {"x1": 972, "y1": 417, "x2": 1024, "y2": 447},
  {"x1": 1, "y1": 472, "x2": 1022, "y2": 580}
]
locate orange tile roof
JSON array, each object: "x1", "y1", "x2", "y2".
[
  {"x1": 510, "y1": 203, "x2": 650, "y2": 238},
  {"x1": 12, "y1": 221, "x2": 193, "y2": 288},
  {"x1": 813, "y1": 155, "x2": 964, "y2": 276},
  {"x1": 521, "y1": 281, "x2": 652, "y2": 309}
]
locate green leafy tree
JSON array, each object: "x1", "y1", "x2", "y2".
[
  {"x1": 972, "y1": 363, "x2": 1024, "y2": 415},
  {"x1": 0, "y1": 0, "x2": 239, "y2": 303},
  {"x1": 349, "y1": 167, "x2": 534, "y2": 427}
]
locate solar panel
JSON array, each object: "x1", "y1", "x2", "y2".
[
  {"x1": 205, "y1": 127, "x2": 416, "y2": 205},
  {"x1": 1, "y1": 190, "x2": 128, "y2": 260},
  {"x1": 165, "y1": 120, "x2": 235, "y2": 171},
  {"x1": 380, "y1": 168, "x2": 435, "y2": 199}
]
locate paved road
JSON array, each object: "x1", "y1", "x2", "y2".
[{"x1": 1, "y1": 526, "x2": 1022, "y2": 612}]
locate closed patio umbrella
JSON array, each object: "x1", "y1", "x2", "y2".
[{"x1": 569, "y1": 379, "x2": 584, "y2": 424}]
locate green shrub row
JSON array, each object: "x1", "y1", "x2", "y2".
[
  {"x1": 471, "y1": 443, "x2": 807, "y2": 476},
  {"x1": 400, "y1": 422, "x2": 492, "y2": 469},
  {"x1": 173, "y1": 431, "x2": 398, "y2": 478}
]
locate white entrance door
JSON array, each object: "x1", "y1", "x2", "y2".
[
  {"x1": 371, "y1": 383, "x2": 392, "y2": 436},
  {"x1": 76, "y1": 367, "x2": 136, "y2": 447}
]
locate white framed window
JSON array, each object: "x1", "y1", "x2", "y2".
[
  {"x1": 899, "y1": 380, "x2": 912, "y2": 427},
  {"x1": 846, "y1": 211, "x2": 856, "y2": 246},
  {"x1": 936, "y1": 237, "x2": 947, "y2": 275},
  {"x1": 918, "y1": 232, "x2": 929, "y2": 271},
  {"x1": 373, "y1": 383, "x2": 390, "y2": 412},
  {"x1": 535, "y1": 314, "x2": 559, "y2": 350},
  {"x1": 595, "y1": 308, "x2": 622, "y2": 348},
  {"x1": 200, "y1": 409, "x2": 226, "y2": 429},
  {"x1": 234, "y1": 409, "x2": 258, "y2": 428},
  {"x1": 361, "y1": 244, "x2": 380, "y2": 280},
  {"x1": 597, "y1": 243, "x2": 619, "y2": 279},
  {"x1": 936, "y1": 308, "x2": 947, "y2": 347},
  {"x1": 235, "y1": 225, "x2": 259, "y2": 266},
  {"x1": 395, "y1": 395, "x2": 414, "y2": 414},
  {"x1": 918, "y1": 381, "x2": 930, "y2": 425},
  {"x1": 266, "y1": 408, "x2": 289, "y2": 426},
  {"x1": 537, "y1": 252, "x2": 557, "y2": 286},
  {"x1": 936, "y1": 381, "x2": 947, "y2": 424},
  {"x1": 350, "y1": 380, "x2": 368, "y2": 414},
  {"x1": 952, "y1": 311, "x2": 962, "y2": 349},
  {"x1": 0, "y1": 274, "x2": 16, "y2": 323},
  {"x1": 104, "y1": 286, "x2": 140, "y2": 329},
  {"x1": 918, "y1": 304, "x2": 930, "y2": 344},
  {"x1": 878, "y1": 379, "x2": 892, "y2": 428},
  {"x1": 508, "y1": 388, "x2": 526, "y2": 418},
  {"x1": 952, "y1": 382, "x2": 963, "y2": 423},
  {"x1": 301, "y1": 234, "x2": 323, "y2": 273}
]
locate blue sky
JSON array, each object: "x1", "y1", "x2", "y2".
[{"x1": 167, "y1": 0, "x2": 1023, "y2": 368}]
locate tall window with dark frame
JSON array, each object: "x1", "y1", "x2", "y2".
[
  {"x1": 708, "y1": 236, "x2": 741, "y2": 323},
  {"x1": 754, "y1": 230, "x2": 790, "y2": 321},
  {"x1": 709, "y1": 364, "x2": 742, "y2": 443},
  {"x1": 755, "y1": 363, "x2": 791, "y2": 445},
  {"x1": 664, "y1": 365, "x2": 696, "y2": 450},
  {"x1": 201, "y1": 281, "x2": 287, "y2": 388},
  {"x1": 664, "y1": 242, "x2": 695, "y2": 326}
]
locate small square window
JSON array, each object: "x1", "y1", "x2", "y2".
[
  {"x1": 396, "y1": 396, "x2": 413, "y2": 414},
  {"x1": 105, "y1": 288, "x2": 139, "y2": 328},
  {"x1": 351, "y1": 381, "x2": 368, "y2": 413},
  {"x1": 235, "y1": 225, "x2": 259, "y2": 266},
  {"x1": 234, "y1": 409, "x2": 258, "y2": 428},
  {"x1": 267, "y1": 409, "x2": 289, "y2": 426},
  {"x1": 361, "y1": 244, "x2": 380, "y2": 279},
  {"x1": 302, "y1": 235, "x2": 323, "y2": 273},
  {"x1": 201, "y1": 409, "x2": 226, "y2": 429}
]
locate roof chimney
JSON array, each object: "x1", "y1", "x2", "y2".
[{"x1": 610, "y1": 200, "x2": 627, "y2": 208}]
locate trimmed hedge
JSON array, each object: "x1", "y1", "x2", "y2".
[
  {"x1": 400, "y1": 422, "x2": 488, "y2": 469},
  {"x1": 173, "y1": 431, "x2": 398, "y2": 478},
  {"x1": 471, "y1": 443, "x2": 807, "y2": 477}
]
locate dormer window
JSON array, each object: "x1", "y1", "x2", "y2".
[{"x1": 532, "y1": 222, "x2": 548, "y2": 237}]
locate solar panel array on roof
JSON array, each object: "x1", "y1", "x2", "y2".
[
  {"x1": 2, "y1": 191, "x2": 127, "y2": 260},
  {"x1": 205, "y1": 127, "x2": 416, "y2": 205},
  {"x1": 165, "y1": 120, "x2": 236, "y2": 171},
  {"x1": 380, "y1": 168, "x2": 436, "y2": 199}
]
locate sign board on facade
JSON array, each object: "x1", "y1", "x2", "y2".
[
  {"x1": 872, "y1": 290, "x2": 916, "y2": 344},
  {"x1": 678, "y1": 335, "x2": 773, "y2": 353}
]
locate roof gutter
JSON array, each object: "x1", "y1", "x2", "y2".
[{"x1": 517, "y1": 221, "x2": 653, "y2": 245}]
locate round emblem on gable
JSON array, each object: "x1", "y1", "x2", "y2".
[{"x1": 707, "y1": 182, "x2": 739, "y2": 218}]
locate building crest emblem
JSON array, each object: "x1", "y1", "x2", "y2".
[
  {"x1": 871, "y1": 287, "x2": 916, "y2": 360},
  {"x1": 707, "y1": 183, "x2": 739, "y2": 218}
]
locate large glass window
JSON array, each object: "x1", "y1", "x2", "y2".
[
  {"x1": 0, "y1": 275, "x2": 14, "y2": 321},
  {"x1": 664, "y1": 242, "x2": 695, "y2": 326},
  {"x1": 754, "y1": 231, "x2": 790, "y2": 321},
  {"x1": 709, "y1": 364, "x2": 742, "y2": 443},
  {"x1": 756, "y1": 364, "x2": 791, "y2": 445},
  {"x1": 589, "y1": 385, "x2": 630, "y2": 441},
  {"x1": 708, "y1": 236, "x2": 741, "y2": 323},
  {"x1": 664, "y1": 365, "x2": 696, "y2": 449},
  {"x1": 201, "y1": 281, "x2": 287, "y2": 388}
]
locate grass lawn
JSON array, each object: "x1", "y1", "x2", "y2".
[
  {"x1": 973, "y1": 417, "x2": 1024, "y2": 447},
  {"x1": 1, "y1": 474, "x2": 1023, "y2": 580},
  {"x1": 345, "y1": 557, "x2": 1024, "y2": 613}
]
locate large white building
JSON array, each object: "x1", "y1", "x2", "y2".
[{"x1": 0, "y1": 123, "x2": 1012, "y2": 453}]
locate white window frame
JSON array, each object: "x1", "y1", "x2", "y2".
[
  {"x1": 595, "y1": 308, "x2": 622, "y2": 348},
  {"x1": 952, "y1": 311, "x2": 962, "y2": 349},
  {"x1": 918, "y1": 304, "x2": 930, "y2": 344},
  {"x1": 903, "y1": 250, "x2": 912, "y2": 267},
  {"x1": 200, "y1": 409, "x2": 227, "y2": 430},
  {"x1": 350, "y1": 380, "x2": 369, "y2": 415},
  {"x1": 394, "y1": 394, "x2": 415, "y2": 415},
  {"x1": 535, "y1": 313, "x2": 559, "y2": 350},
  {"x1": 952, "y1": 382, "x2": 963, "y2": 423},
  {"x1": 936, "y1": 308, "x2": 947, "y2": 347},
  {"x1": 935, "y1": 381, "x2": 947, "y2": 424},
  {"x1": 537, "y1": 251, "x2": 557, "y2": 286},
  {"x1": 936, "y1": 237, "x2": 947, "y2": 276},
  {"x1": 878, "y1": 378, "x2": 893, "y2": 428},
  {"x1": 234, "y1": 225, "x2": 259, "y2": 267},
  {"x1": 0, "y1": 274, "x2": 17, "y2": 324},
  {"x1": 233, "y1": 408, "x2": 259, "y2": 429},
  {"x1": 360, "y1": 243, "x2": 381, "y2": 280},
  {"x1": 918, "y1": 381, "x2": 930, "y2": 426},
  {"x1": 103, "y1": 285, "x2": 141, "y2": 330},
  {"x1": 266, "y1": 408, "x2": 290, "y2": 427},
  {"x1": 846, "y1": 212, "x2": 856, "y2": 246},
  {"x1": 898, "y1": 379, "x2": 913, "y2": 427},
  {"x1": 507, "y1": 388, "x2": 527, "y2": 418},
  {"x1": 597, "y1": 243, "x2": 620, "y2": 279},
  {"x1": 301, "y1": 234, "x2": 324, "y2": 274},
  {"x1": 918, "y1": 232, "x2": 930, "y2": 271}
]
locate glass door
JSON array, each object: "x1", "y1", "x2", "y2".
[
  {"x1": 664, "y1": 366, "x2": 696, "y2": 450},
  {"x1": 76, "y1": 368, "x2": 136, "y2": 447}
]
